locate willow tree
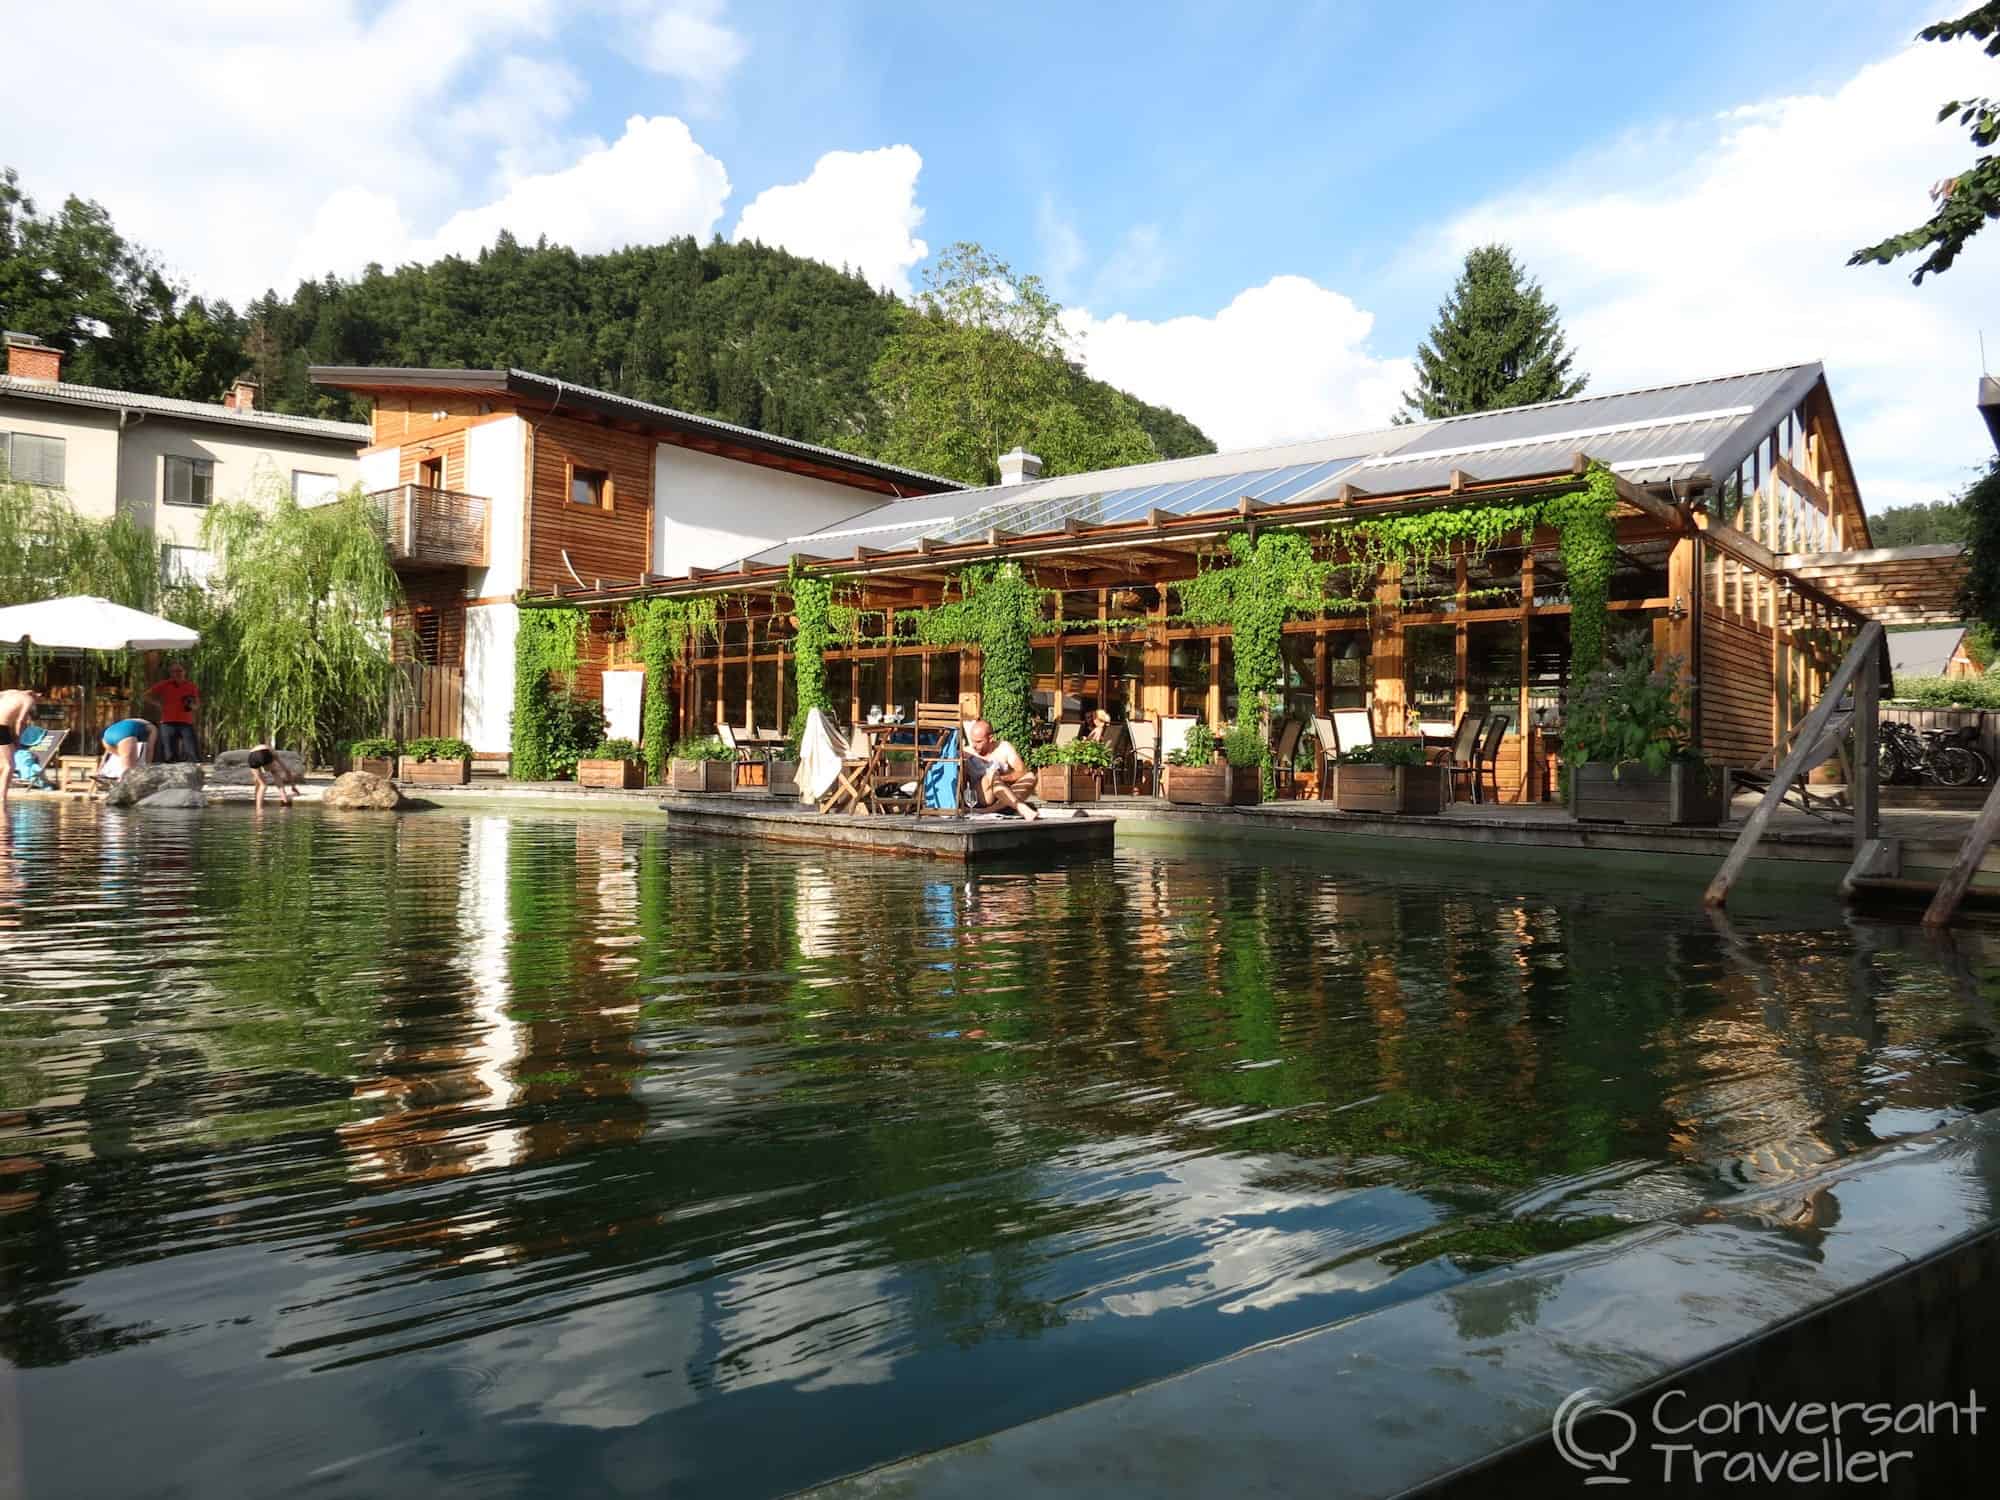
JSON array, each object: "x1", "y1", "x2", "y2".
[
  {"x1": 0, "y1": 479, "x2": 157, "y2": 609},
  {"x1": 199, "y1": 482, "x2": 404, "y2": 759}
]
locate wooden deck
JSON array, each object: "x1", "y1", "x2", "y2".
[{"x1": 657, "y1": 793, "x2": 1116, "y2": 862}]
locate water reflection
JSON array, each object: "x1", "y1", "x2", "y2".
[{"x1": 0, "y1": 808, "x2": 1997, "y2": 1496}]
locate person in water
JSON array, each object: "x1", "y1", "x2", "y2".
[
  {"x1": 0, "y1": 687, "x2": 41, "y2": 807},
  {"x1": 963, "y1": 718, "x2": 1038, "y2": 820},
  {"x1": 248, "y1": 745, "x2": 302, "y2": 809},
  {"x1": 98, "y1": 717, "x2": 159, "y2": 781}
]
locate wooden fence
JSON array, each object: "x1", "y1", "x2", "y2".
[
  {"x1": 389, "y1": 662, "x2": 463, "y2": 742},
  {"x1": 1883, "y1": 706, "x2": 1997, "y2": 777}
]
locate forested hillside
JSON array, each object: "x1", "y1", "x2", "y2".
[{"x1": 1, "y1": 168, "x2": 1214, "y2": 482}]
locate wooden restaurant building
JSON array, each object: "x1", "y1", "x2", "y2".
[{"x1": 532, "y1": 362, "x2": 1931, "y2": 802}]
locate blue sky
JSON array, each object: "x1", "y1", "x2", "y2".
[{"x1": 1, "y1": 1, "x2": 1993, "y2": 503}]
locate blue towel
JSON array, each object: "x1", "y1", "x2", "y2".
[{"x1": 922, "y1": 731, "x2": 963, "y2": 810}]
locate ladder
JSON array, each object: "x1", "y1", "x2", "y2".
[{"x1": 1705, "y1": 619, "x2": 2000, "y2": 925}]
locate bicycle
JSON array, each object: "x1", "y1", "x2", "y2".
[{"x1": 1879, "y1": 721, "x2": 1981, "y2": 786}]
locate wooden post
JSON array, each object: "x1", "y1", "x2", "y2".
[
  {"x1": 1705, "y1": 621, "x2": 1883, "y2": 909},
  {"x1": 1924, "y1": 778, "x2": 2000, "y2": 927},
  {"x1": 1852, "y1": 648, "x2": 1879, "y2": 844},
  {"x1": 1374, "y1": 565, "x2": 1404, "y2": 730}
]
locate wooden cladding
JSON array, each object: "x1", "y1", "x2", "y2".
[
  {"x1": 1701, "y1": 609, "x2": 1777, "y2": 769},
  {"x1": 371, "y1": 395, "x2": 510, "y2": 450},
  {"x1": 527, "y1": 414, "x2": 653, "y2": 594}
]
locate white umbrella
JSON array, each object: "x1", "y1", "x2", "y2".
[{"x1": 0, "y1": 595, "x2": 199, "y2": 651}]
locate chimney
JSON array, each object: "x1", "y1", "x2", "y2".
[
  {"x1": 3, "y1": 331, "x2": 62, "y2": 384},
  {"x1": 997, "y1": 447, "x2": 1043, "y2": 486},
  {"x1": 223, "y1": 377, "x2": 260, "y2": 412}
]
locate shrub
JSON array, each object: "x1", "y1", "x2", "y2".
[
  {"x1": 1165, "y1": 722, "x2": 1216, "y2": 767},
  {"x1": 346, "y1": 736, "x2": 399, "y2": 760},
  {"x1": 588, "y1": 738, "x2": 643, "y2": 761},
  {"x1": 1222, "y1": 720, "x2": 1264, "y2": 770},
  {"x1": 1891, "y1": 674, "x2": 2000, "y2": 711},
  {"x1": 544, "y1": 690, "x2": 606, "y2": 781},
  {"x1": 404, "y1": 737, "x2": 471, "y2": 762},
  {"x1": 672, "y1": 736, "x2": 734, "y2": 763},
  {"x1": 1029, "y1": 739, "x2": 1113, "y2": 770}
]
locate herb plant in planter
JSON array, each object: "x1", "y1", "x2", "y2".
[
  {"x1": 578, "y1": 738, "x2": 646, "y2": 789},
  {"x1": 398, "y1": 736, "x2": 473, "y2": 786},
  {"x1": 343, "y1": 736, "x2": 399, "y2": 780},
  {"x1": 1564, "y1": 634, "x2": 1724, "y2": 825},
  {"x1": 1028, "y1": 738, "x2": 1112, "y2": 804},
  {"x1": 1163, "y1": 723, "x2": 1258, "y2": 806},
  {"x1": 670, "y1": 736, "x2": 736, "y2": 793},
  {"x1": 1329, "y1": 740, "x2": 1445, "y2": 815}
]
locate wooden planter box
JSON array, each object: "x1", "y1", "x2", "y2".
[
  {"x1": 398, "y1": 756, "x2": 470, "y2": 786},
  {"x1": 1036, "y1": 764, "x2": 1101, "y2": 804},
  {"x1": 766, "y1": 758, "x2": 799, "y2": 798},
  {"x1": 577, "y1": 758, "x2": 644, "y2": 789},
  {"x1": 1330, "y1": 763, "x2": 1446, "y2": 815},
  {"x1": 346, "y1": 755, "x2": 396, "y2": 780},
  {"x1": 1163, "y1": 762, "x2": 1260, "y2": 806},
  {"x1": 671, "y1": 758, "x2": 735, "y2": 793},
  {"x1": 1570, "y1": 761, "x2": 1726, "y2": 826}
]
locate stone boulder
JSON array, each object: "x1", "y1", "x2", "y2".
[
  {"x1": 209, "y1": 748, "x2": 307, "y2": 786},
  {"x1": 323, "y1": 771, "x2": 404, "y2": 810},
  {"x1": 105, "y1": 763, "x2": 206, "y2": 808},
  {"x1": 138, "y1": 787, "x2": 208, "y2": 810}
]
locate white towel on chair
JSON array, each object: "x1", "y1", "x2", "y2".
[{"x1": 797, "y1": 708, "x2": 848, "y2": 803}]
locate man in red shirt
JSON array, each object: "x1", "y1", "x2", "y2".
[{"x1": 146, "y1": 661, "x2": 202, "y2": 764}]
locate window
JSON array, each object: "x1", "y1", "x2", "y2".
[
  {"x1": 570, "y1": 465, "x2": 609, "y2": 509},
  {"x1": 413, "y1": 611, "x2": 442, "y2": 666},
  {"x1": 292, "y1": 470, "x2": 339, "y2": 505},
  {"x1": 159, "y1": 545, "x2": 214, "y2": 588},
  {"x1": 1466, "y1": 620, "x2": 1522, "y2": 733},
  {"x1": 165, "y1": 454, "x2": 214, "y2": 508},
  {"x1": 3, "y1": 432, "x2": 65, "y2": 488}
]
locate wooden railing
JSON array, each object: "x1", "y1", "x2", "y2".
[{"x1": 369, "y1": 484, "x2": 489, "y2": 568}]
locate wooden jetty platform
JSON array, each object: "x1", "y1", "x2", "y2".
[{"x1": 658, "y1": 794, "x2": 1115, "y2": 862}]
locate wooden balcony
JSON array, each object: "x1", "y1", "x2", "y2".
[{"x1": 370, "y1": 484, "x2": 490, "y2": 569}]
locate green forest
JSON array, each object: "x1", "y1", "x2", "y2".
[{"x1": 0, "y1": 167, "x2": 1213, "y2": 485}]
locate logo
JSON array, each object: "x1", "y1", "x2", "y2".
[{"x1": 1554, "y1": 1387, "x2": 1637, "y2": 1485}]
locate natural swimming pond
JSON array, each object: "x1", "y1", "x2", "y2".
[{"x1": 3, "y1": 803, "x2": 1998, "y2": 1498}]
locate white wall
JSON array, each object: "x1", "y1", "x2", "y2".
[
  {"x1": 463, "y1": 417, "x2": 524, "y2": 597},
  {"x1": 118, "y1": 422, "x2": 363, "y2": 547},
  {"x1": 358, "y1": 446, "x2": 399, "y2": 493},
  {"x1": 653, "y1": 443, "x2": 882, "y2": 574},
  {"x1": 0, "y1": 398, "x2": 121, "y2": 519},
  {"x1": 463, "y1": 602, "x2": 518, "y2": 754}
]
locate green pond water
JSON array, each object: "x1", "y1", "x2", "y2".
[{"x1": 2, "y1": 802, "x2": 1998, "y2": 1498}]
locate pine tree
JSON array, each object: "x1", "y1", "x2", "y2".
[{"x1": 1399, "y1": 245, "x2": 1586, "y2": 421}]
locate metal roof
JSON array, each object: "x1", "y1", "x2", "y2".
[
  {"x1": 0, "y1": 375, "x2": 370, "y2": 443},
  {"x1": 307, "y1": 366, "x2": 963, "y2": 493},
  {"x1": 1887, "y1": 625, "x2": 1968, "y2": 677},
  {"x1": 742, "y1": 425, "x2": 1420, "y2": 567},
  {"x1": 740, "y1": 365, "x2": 1827, "y2": 572}
]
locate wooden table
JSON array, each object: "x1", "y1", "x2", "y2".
[
  {"x1": 57, "y1": 755, "x2": 98, "y2": 795},
  {"x1": 821, "y1": 723, "x2": 901, "y2": 816}
]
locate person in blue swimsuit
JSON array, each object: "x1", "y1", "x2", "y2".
[{"x1": 99, "y1": 717, "x2": 159, "y2": 781}]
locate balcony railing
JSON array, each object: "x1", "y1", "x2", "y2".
[{"x1": 369, "y1": 484, "x2": 490, "y2": 569}]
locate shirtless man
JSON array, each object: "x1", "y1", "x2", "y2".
[
  {"x1": 248, "y1": 745, "x2": 302, "y2": 809},
  {"x1": 964, "y1": 718, "x2": 1038, "y2": 820},
  {"x1": 0, "y1": 688, "x2": 41, "y2": 808}
]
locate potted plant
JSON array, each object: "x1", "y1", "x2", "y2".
[
  {"x1": 398, "y1": 736, "x2": 472, "y2": 786},
  {"x1": 1163, "y1": 724, "x2": 1260, "y2": 806},
  {"x1": 1329, "y1": 741, "x2": 1445, "y2": 814},
  {"x1": 670, "y1": 735, "x2": 736, "y2": 793},
  {"x1": 1029, "y1": 738, "x2": 1112, "y2": 804},
  {"x1": 578, "y1": 738, "x2": 646, "y2": 789},
  {"x1": 1565, "y1": 635, "x2": 1726, "y2": 825},
  {"x1": 342, "y1": 736, "x2": 399, "y2": 780},
  {"x1": 768, "y1": 717, "x2": 804, "y2": 798}
]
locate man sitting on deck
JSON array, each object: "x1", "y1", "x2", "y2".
[{"x1": 964, "y1": 719, "x2": 1038, "y2": 820}]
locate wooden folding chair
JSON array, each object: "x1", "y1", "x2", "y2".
[
  {"x1": 1474, "y1": 717, "x2": 1509, "y2": 804},
  {"x1": 1311, "y1": 715, "x2": 1340, "y2": 799},
  {"x1": 1128, "y1": 717, "x2": 1160, "y2": 795}
]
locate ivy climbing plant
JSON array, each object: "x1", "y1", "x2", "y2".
[
  {"x1": 917, "y1": 561, "x2": 1046, "y2": 748},
  {"x1": 625, "y1": 595, "x2": 719, "y2": 782},
  {"x1": 786, "y1": 561, "x2": 836, "y2": 750},
  {"x1": 512, "y1": 606, "x2": 584, "y2": 780},
  {"x1": 1540, "y1": 465, "x2": 1618, "y2": 674},
  {"x1": 1178, "y1": 530, "x2": 1338, "y2": 796}
]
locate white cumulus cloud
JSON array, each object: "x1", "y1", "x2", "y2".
[
  {"x1": 733, "y1": 145, "x2": 929, "y2": 295},
  {"x1": 1435, "y1": 37, "x2": 2000, "y2": 507},
  {"x1": 1068, "y1": 276, "x2": 1414, "y2": 450}
]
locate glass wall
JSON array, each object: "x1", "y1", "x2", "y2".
[
  {"x1": 1466, "y1": 620, "x2": 1521, "y2": 732},
  {"x1": 1405, "y1": 625, "x2": 1456, "y2": 724}
]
